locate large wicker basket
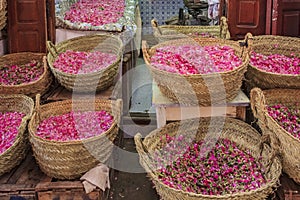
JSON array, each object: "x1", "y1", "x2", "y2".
[
  {"x1": 151, "y1": 16, "x2": 231, "y2": 43},
  {"x1": 245, "y1": 35, "x2": 300, "y2": 90},
  {"x1": 0, "y1": 53, "x2": 53, "y2": 98},
  {"x1": 0, "y1": 94, "x2": 34, "y2": 176},
  {"x1": 251, "y1": 88, "x2": 300, "y2": 184},
  {"x1": 47, "y1": 34, "x2": 123, "y2": 93},
  {"x1": 28, "y1": 95, "x2": 121, "y2": 179},
  {"x1": 134, "y1": 117, "x2": 281, "y2": 200},
  {"x1": 142, "y1": 35, "x2": 250, "y2": 105}
]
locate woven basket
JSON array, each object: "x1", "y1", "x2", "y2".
[
  {"x1": 0, "y1": 0, "x2": 6, "y2": 30},
  {"x1": 245, "y1": 35, "x2": 300, "y2": 90},
  {"x1": 28, "y1": 95, "x2": 122, "y2": 179},
  {"x1": 151, "y1": 16, "x2": 231, "y2": 43},
  {"x1": 134, "y1": 117, "x2": 281, "y2": 200},
  {"x1": 47, "y1": 34, "x2": 123, "y2": 92},
  {"x1": 0, "y1": 94, "x2": 34, "y2": 176},
  {"x1": 251, "y1": 88, "x2": 300, "y2": 184},
  {"x1": 142, "y1": 34, "x2": 250, "y2": 105},
  {"x1": 0, "y1": 53, "x2": 53, "y2": 98}
]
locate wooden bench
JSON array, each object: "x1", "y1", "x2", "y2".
[{"x1": 152, "y1": 83, "x2": 250, "y2": 128}]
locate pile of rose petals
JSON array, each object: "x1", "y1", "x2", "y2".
[
  {"x1": 64, "y1": 0, "x2": 125, "y2": 26},
  {"x1": 36, "y1": 110, "x2": 114, "y2": 141},
  {"x1": 0, "y1": 60, "x2": 43, "y2": 85},
  {"x1": 250, "y1": 52, "x2": 300, "y2": 75},
  {"x1": 53, "y1": 50, "x2": 117, "y2": 74},
  {"x1": 150, "y1": 45, "x2": 242, "y2": 75},
  {"x1": 0, "y1": 112, "x2": 25, "y2": 154}
]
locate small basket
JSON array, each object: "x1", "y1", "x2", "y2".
[
  {"x1": 47, "y1": 34, "x2": 123, "y2": 93},
  {"x1": 0, "y1": 53, "x2": 53, "y2": 98},
  {"x1": 245, "y1": 35, "x2": 300, "y2": 90},
  {"x1": 134, "y1": 117, "x2": 282, "y2": 200},
  {"x1": 151, "y1": 16, "x2": 231, "y2": 43},
  {"x1": 251, "y1": 88, "x2": 300, "y2": 184},
  {"x1": 0, "y1": 94, "x2": 34, "y2": 176},
  {"x1": 28, "y1": 94, "x2": 122, "y2": 180},
  {"x1": 142, "y1": 34, "x2": 250, "y2": 105}
]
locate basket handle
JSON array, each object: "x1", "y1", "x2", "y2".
[
  {"x1": 250, "y1": 87, "x2": 266, "y2": 121},
  {"x1": 239, "y1": 32, "x2": 253, "y2": 59},
  {"x1": 151, "y1": 19, "x2": 162, "y2": 35},
  {"x1": 113, "y1": 99, "x2": 123, "y2": 126},
  {"x1": 142, "y1": 40, "x2": 151, "y2": 65},
  {"x1": 46, "y1": 41, "x2": 58, "y2": 58},
  {"x1": 134, "y1": 133, "x2": 149, "y2": 154},
  {"x1": 219, "y1": 16, "x2": 230, "y2": 39},
  {"x1": 260, "y1": 133, "x2": 281, "y2": 174},
  {"x1": 34, "y1": 93, "x2": 41, "y2": 121}
]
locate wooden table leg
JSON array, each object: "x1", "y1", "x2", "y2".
[
  {"x1": 156, "y1": 106, "x2": 167, "y2": 128},
  {"x1": 236, "y1": 106, "x2": 246, "y2": 121}
]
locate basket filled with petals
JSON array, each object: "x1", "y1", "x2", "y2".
[
  {"x1": 55, "y1": 0, "x2": 136, "y2": 32},
  {"x1": 251, "y1": 88, "x2": 300, "y2": 184},
  {"x1": 0, "y1": 94, "x2": 34, "y2": 176},
  {"x1": 0, "y1": 53, "x2": 53, "y2": 98},
  {"x1": 151, "y1": 16, "x2": 231, "y2": 43},
  {"x1": 246, "y1": 35, "x2": 300, "y2": 90},
  {"x1": 134, "y1": 117, "x2": 281, "y2": 200},
  {"x1": 47, "y1": 34, "x2": 123, "y2": 92},
  {"x1": 28, "y1": 94, "x2": 122, "y2": 179},
  {"x1": 142, "y1": 34, "x2": 250, "y2": 105}
]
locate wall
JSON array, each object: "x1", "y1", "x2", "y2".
[{"x1": 139, "y1": 0, "x2": 184, "y2": 34}]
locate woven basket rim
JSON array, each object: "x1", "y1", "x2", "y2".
[
  {"x1": 0, "y1": 53, "x2": 50, "y2": 88},
  {"x1": 29, "y1": 98, "x2": 119, "y2": 145},
  {"x1": 136, "y1": 117, "x2": 281, "y2": 198}
]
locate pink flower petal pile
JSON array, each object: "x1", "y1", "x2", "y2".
[
  {"x1": 250, "y1": 52, "x2": 300, "y2": 75},
  {"x1": 0, "y1": 60, "x2": 43, "y2": 85},
  {"x1": 153, "y1": 134, "x2": 266, "y2": 195},
  {"x1": 36, "y1": 110, "x2": 114, "y2": 141},
  {"x1": 64, "y1": 0, "x2": 125, "y2": 26},
  {"x1": 267, "y1": 104, "x2": 300, "y2": 139},
  {"x1": 0, "y1": 111, "x2": 25, "y2": 154},
  {"x1": 150, "y1": 45, "x2": 242, "y2": 75},
  {"x1": 53, "y1": 50, "x2": 117, "y2": 74}
]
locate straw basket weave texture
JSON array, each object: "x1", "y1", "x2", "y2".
[
  {"x1": 246, "y1": 35, "x2": 300, "y2": 90},
  {"x1": 134, "y1": 117, "x2": 281, "y2": 200},
  {"x1": 142, "y1": 34, "x2": 250, "y2": 105},
  {"x1": 47, "y1": 34, "x2": 123, "y2": 92},
  {"x1": 0, "y1": 0, "x2": 7, "y2": 30},
  {"x1": 251, "y1": 88, "x2": 300, "y2": 184},
  {"x1": 0, "y1": 53, "x2": 53, "y2": 98},
  {"x1": 28, "y1": 95, "x2": 121, "y2": 180},
  {"x1": 0, "y1": 94, "x2": 34, "y2": 176},
  {"x1": 151, "y1": 16, "x2": 231, "y2": 43}
]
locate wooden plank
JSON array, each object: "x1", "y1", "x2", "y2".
[
  {"x1": 8, "y1": 152, "x2": 36, "y2": 184},
  {"x1": 165, "y1": 106, "x2": 236, "y2": 121},
  {"x1": 36, "y1": 181, "x2": 84, "y2": 191},
  {"x1": 46, "y1": 85, "x2": 116, "y2": 102}
]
